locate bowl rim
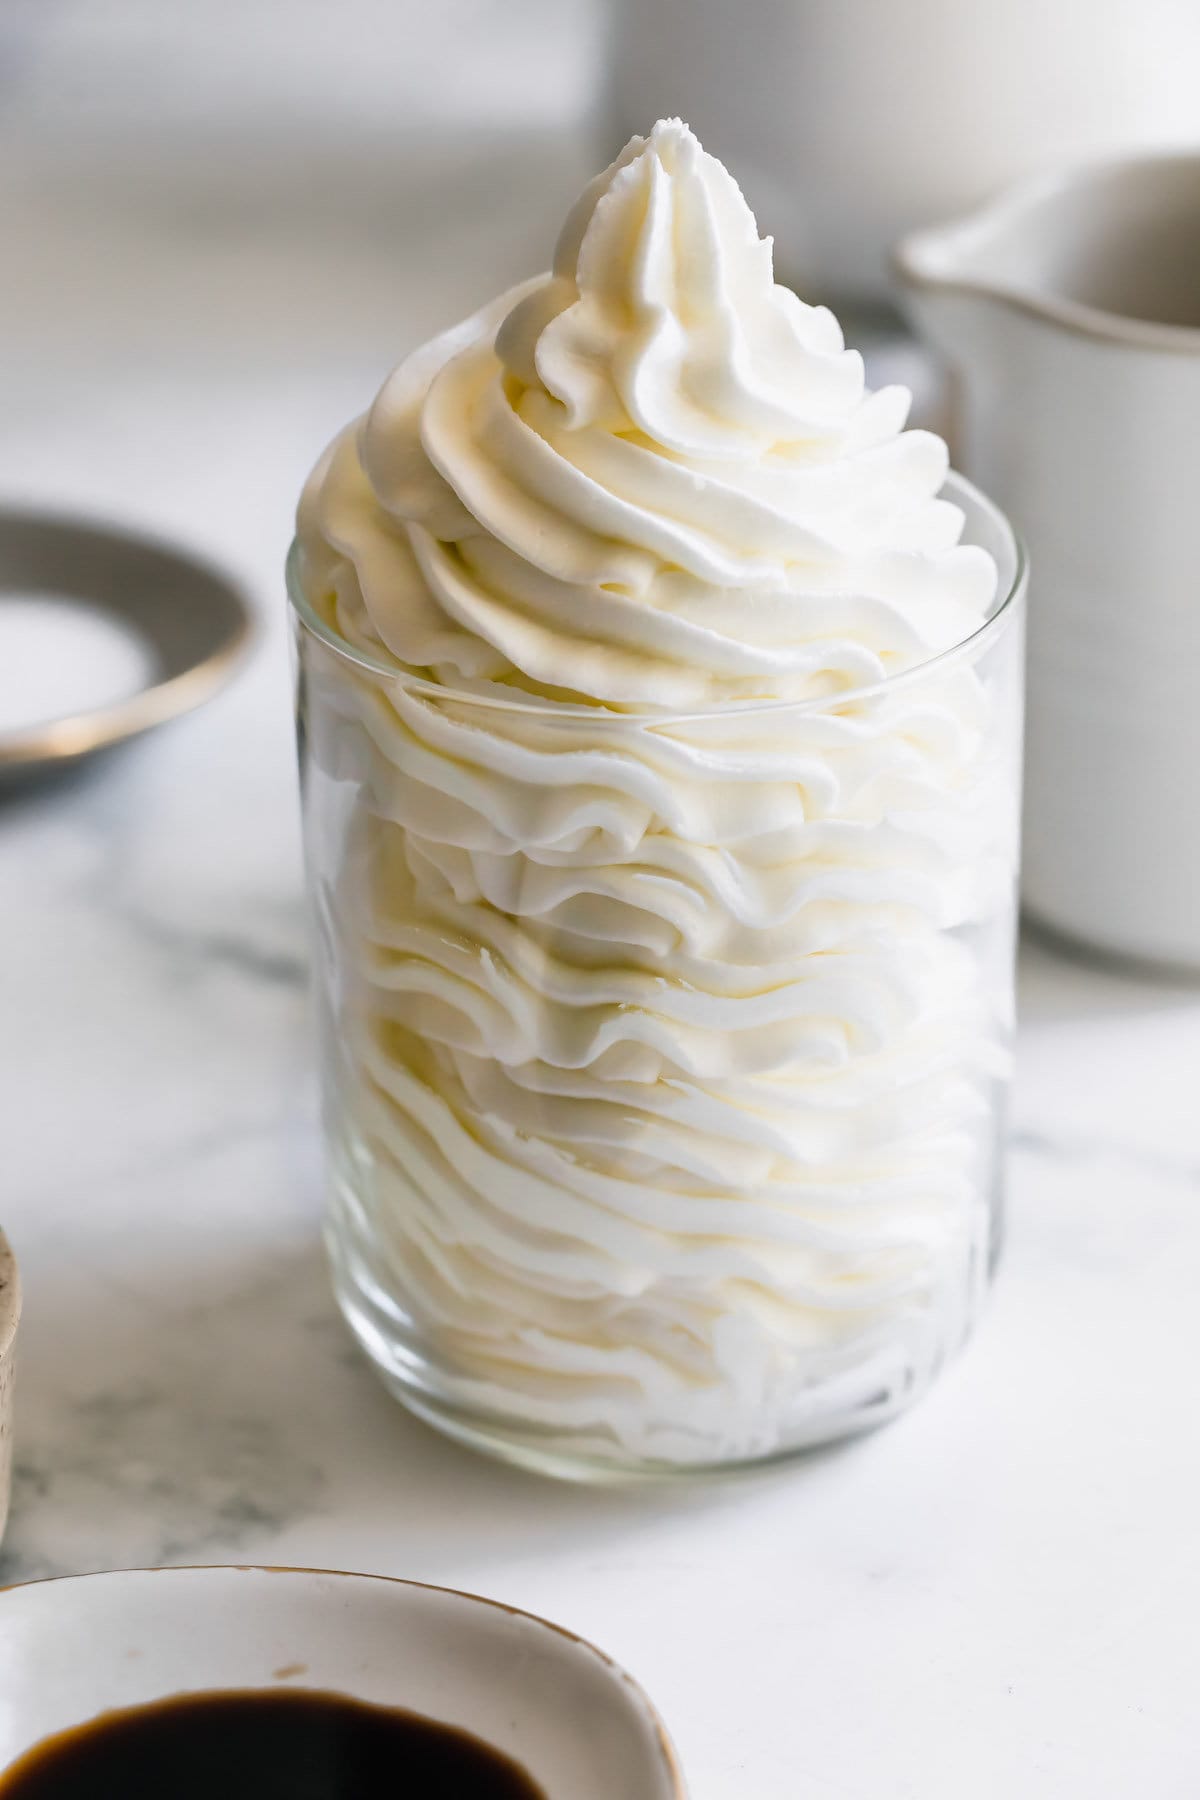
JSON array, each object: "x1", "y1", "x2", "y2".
[{"x1": 0, "y1": 1563, "x2": 687, "y2": 1797}]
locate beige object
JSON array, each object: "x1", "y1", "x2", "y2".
[
  {"x1": 0, "y1": 1566, "x2": 685, "y2": 1796},
  {"x1": 0, "y1": 1231, "x2": 18, "y2": 1545}
]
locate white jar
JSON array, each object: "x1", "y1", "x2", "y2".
[{"x1": 608, "y1": 0, "x2": 1200, "y2": 298}]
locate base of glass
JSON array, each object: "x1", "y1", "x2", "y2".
[
  {"x1": 360, "y1": 1368, "x2": 903, "y2": 1487},
  {"x1": 328, "y1": 1227, "x2": 947, "y2": 1486}
]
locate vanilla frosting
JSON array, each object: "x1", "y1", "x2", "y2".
[{"x1": 295, "y1": 120, "x2": 1016, "y2": 1465}]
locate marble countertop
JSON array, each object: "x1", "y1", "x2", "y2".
[{"x1": 3, "y1": 17, "x2": 1200, "y2": 1795}]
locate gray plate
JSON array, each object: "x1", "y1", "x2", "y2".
[{"x1": 0, "y1": 508, "x2": 252, "y2": 781}]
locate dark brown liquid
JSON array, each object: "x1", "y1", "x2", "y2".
[{"x1": 0, "y1": 1689, "x2": 547, "y2": 1798}]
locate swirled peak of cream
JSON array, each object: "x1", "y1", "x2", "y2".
[{"x1": 298, "y1": 119, "x2": 997, "y2": 709}]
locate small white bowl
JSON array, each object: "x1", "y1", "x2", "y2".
[
  {"x1": 0, "y1": 1229, "x2": 18, "y2": 1544},
  {"x1": 0, "y1": 1566, "x2": 686, "y2": 1797}
]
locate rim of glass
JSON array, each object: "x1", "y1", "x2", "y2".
[{"x1": 286, "y1": 470, "x2": 1026, "y2": 724}]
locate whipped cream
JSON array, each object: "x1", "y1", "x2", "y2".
[{"x1": 296, "y1": 121, "x2": 1015, "y2": 1465}]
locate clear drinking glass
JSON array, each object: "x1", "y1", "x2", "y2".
[{"x1": 290, "y1": 473, "x2": 1026, "y2": 1481}]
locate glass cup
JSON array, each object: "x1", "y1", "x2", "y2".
[{"x1": 289, "y1": 473, "x2": 1026, "y2": 1482}]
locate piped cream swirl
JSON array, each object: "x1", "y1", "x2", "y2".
[{"x1": 296, "y1": 121, "x2": 1014, "y2": 1465}]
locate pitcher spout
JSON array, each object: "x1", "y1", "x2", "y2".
[
  {"x1": 892, "y1": 208, "x2": 1015, "y2": 370},
  {"x1": 894, "y1": 151, "x2": 1200, "y2": 361}
]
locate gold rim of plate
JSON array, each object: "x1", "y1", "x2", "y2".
[{"x1": 0, "y1": 508, "x2": 252, "y2": 774}]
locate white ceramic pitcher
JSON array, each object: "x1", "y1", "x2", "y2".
[{"x1": 896, "y1": 153, "x2": 1200, "y2": 971}]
